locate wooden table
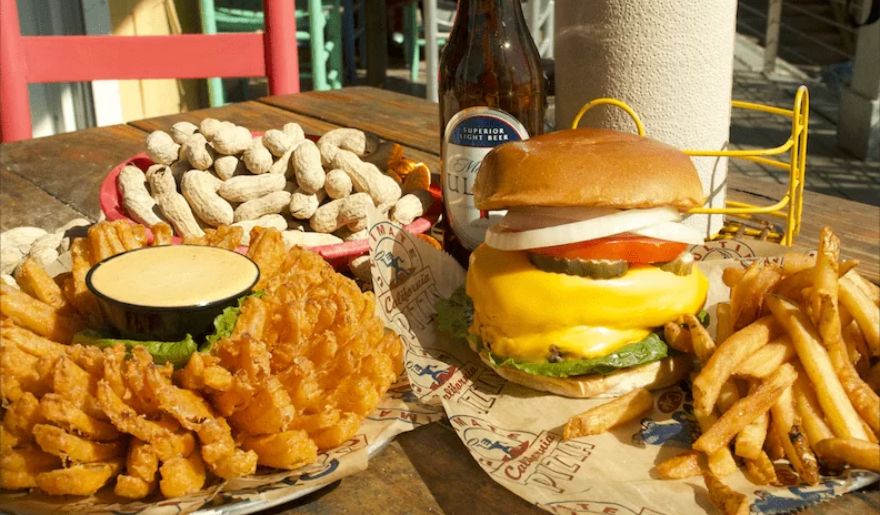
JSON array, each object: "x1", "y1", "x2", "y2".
[{"x1": 1, "y1": 87, "x2": 878, "y2": 514}]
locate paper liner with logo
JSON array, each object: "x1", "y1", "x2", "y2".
[
  {"x1": 0, "y1": 243, "x2": 445, "y2": 515},
  {"x1": 368, "y1": 222, "x2": 879, "y2": 515}
]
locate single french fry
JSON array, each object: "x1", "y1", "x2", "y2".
[
  {"x1": 563, "y1": 388, "x2": 653, "y2": 439},
  {"x1": 842, "y1": 319, "x2": 870, "y2": 376},
  {"x1": 654, "y1": 450, "x2": 702, "y2": 479},
  {"x1": 809, "y1": 226, "x2": 840, "y2": 324},
  {"x1": 735, "y1": 411, "x2": 768, "y2": 459},
  {"x1": 692, "y1": 316, "x2": 778, "y2": 417},
  {"x1": 764, "y1": 421, "x2": 785, "y2": 460},
  {"x1": 782, "y1": 252, "x2": 816, "y2": 275},
  {"x1": 766, "y1": 294, "x2": 870, "y2": 440},
  {"x1": 693, "y1": 363, "x2": 797, "y2": 455},
  {"x1": 130, "y1": 223, "x2": 149, "y2": 248},
  {"x1": 695, "y1": 410, "x2": 738, "y2": 476},
  {"x1": 839, "y1": 276, "x2": 880, "y2": 356},
  {"x1": 716, "y1": 381, "x2": 742, "y2": 415},
  {"x1": 683, "y1": 314, "x2": 742, "y2": 414},
  {"x1": 866, "y1": 362, "x2": 880, "y2": 393},
  {"x1": 743, "y1": 451, "x2": 778, "y2": 486},
  {"x1": 843, "y1": 269, "x2": 879, "y2": 306},
  {"x1": 112, "y1": 220, "x2": 144, "y2": 251},
  {"x1": 734, "y1": 336, "x2": 794, "y2": 379},
  {"x1": 861, "y1": 418, "x2": 879, "y2": 443},
  {"x1": 770, "y1": 387, "x2": 819, "y2": 485},
  {"x1": 715, "y1": 302, "x2": 733, "y2": 344},
  {"x1": 248, "y1": 227, "x2": 285, "y2": 290},
  {"x1": 151, "y1": 222, "x2": 174, "y2": 246},
  {"x1": 838, "y1": 259, "x2": 860, "y2": 277},
  {"x1": 814, "y1": 438, "x2": 880, "y2": 472},
  {"x1": 211, "y1": 226, "x2": 244, "y2": 251},
  {"x1": 88, "y1": 223, "x2": 125, "y2": 263},
  {"x1": 731, "y1": 263, "x2": 784, "y2": 330},
  {"x1": 702, "y1": 467, "x2": 749, "y2": 515},
  {"x1": 735, "y1": 382, "x2": 769, "y2": 459},
  {"x1": 816, "y1": 294, "x2": 880, "y2": 435},
  {"x1": 0, "y1": 284, "x2": 83, "y2": 343},
  {"x1": 792, "y1": 369, "x2": 834, "y2": 448},
  {"x1": 722, "y1": 267, "x2": 744, "y2": 288},
  {"x1": 13, "y1": 258, "x2": 67, "y2": 310},
  {"x1": 663, "y1": 322, "x2": 693, "y2": 353},
  {"x1": 683, "y1": 315, "x2": 716, "y2": 363}
]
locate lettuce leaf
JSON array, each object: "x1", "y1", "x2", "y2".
[
  {"x1": 72, "y1": 330, "x2": 197, "y2": 369},
  {"x1": 487, "y1": 333, "x2": 668, "y2": 377},
  {"x1": 203, "y1": 291, "x2": 263, "y2": 351},
  {"x1": 73, "y1": 291, "x2": 263, "y2": 367},
  {"x1": 435, "y1": 286, "x2": 472, "y2": 342}
]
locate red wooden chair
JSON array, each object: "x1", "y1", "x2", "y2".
[{"x1": 0, "y1": 0, "x2": 300, "y2": 142}]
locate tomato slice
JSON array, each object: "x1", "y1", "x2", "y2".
[{"x1": 531, "y1": 235, "x2": 687, "y2": 264}]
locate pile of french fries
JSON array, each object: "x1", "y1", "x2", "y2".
[{"x1": 562, "y1": 227, "x2": 879, "y2": 514}]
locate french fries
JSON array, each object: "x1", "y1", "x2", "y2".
[
  {"x1": 766, "y1": 295, "x2": 870, "y2": 441},
  {"x1": 702, "y1": 468, "x2": 750, "y2": 515},
  {"x1": 839, "y1": 276, "x2": 880, "y2": 356},
  {"x1": 743, "y1": 451, "x2": 778, "y2": 486},
  {"x1": 814, "y1": 438, "x2": 880, "y2": 472},
  {"x1": 692, "y1": 316, "x2": 777, "y2": 417},
  {"x1": 693, "y1": 363, "x2": 797, "y2": 455},
  {"x1": 563, "y1": 388, "x2": 653, "y2": 439},
  {"x1": 13, "y1": 258, "x2": 67, "y2": 310},
  {"x1": 0, "y1": 283, "x2": 84, "y2": 342},
  {"x1": 654, "y1": 450, "x2": 702, "y2": 479},
  {"x1": 792, "y1": 369, "x2": 834, "y2": 447},
  {"x1": 815, "y1": 294, "x2": 880, "y2": 435},
  {"x1": 734, "y1": 336, "x2": 794, "y2": 379},
  {"x1": 734, "y1": 382, "x2": 769, "y2": 459},
  {"x1": 647, "y1": 227, "x2": 880, "y2": 509}
]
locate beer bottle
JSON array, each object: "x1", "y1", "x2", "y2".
[{"x1": 439, "y1": 0, "x2": 545, "y2": 267}]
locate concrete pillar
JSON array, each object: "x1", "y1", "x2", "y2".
[
  {"x1": 553, "y1": 0, "x2": 737, "y2": 238},
  {"x1": 838, "y1": 19, "x2": 880, "y2": 160}
]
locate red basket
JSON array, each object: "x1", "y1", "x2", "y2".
[{"x1": 100, "y1": 153, "x2": 441, "y2": 270}]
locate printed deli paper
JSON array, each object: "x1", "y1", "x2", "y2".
[{"x1": 368, "y1": 221, "x2": 879, "y2": 515}]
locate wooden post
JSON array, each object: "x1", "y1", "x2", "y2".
[
  {"x1": 365, "y1": 0, "x2": 387, "y2": 87},
  {"x1": 838, "y1": 12, "x2": 880, "y2": 159},
  {"x1": 424, "y1": 0, "x2": 439, "y2": 102},
  {"x1": 763, "y1": 0, "x2": 782, "y2": 74}
]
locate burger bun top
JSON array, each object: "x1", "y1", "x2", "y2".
[{"x1": 474, "y1": 128, "x2": 704, "y2": 211}]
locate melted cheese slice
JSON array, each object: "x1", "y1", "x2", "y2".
[{"x1": 466, "y1": 244, "x2": 708, "y2": 363}]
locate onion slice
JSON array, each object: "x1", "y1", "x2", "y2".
[
  {"x1": 632, "y1": 221, "x2": 705, "y2": 245},
  {"x1": 485, "y1": 207, "x2": 681, "y2": 251}
]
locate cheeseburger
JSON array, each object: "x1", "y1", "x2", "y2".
[{"x1": 446, "y1": 127, "x2": 709, "y2": 398}]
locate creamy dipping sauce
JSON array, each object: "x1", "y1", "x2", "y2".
[{"x1": 88, "y1": 245, "x2": 259, "y2": 308}]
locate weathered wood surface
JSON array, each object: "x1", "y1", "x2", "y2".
[{"x1": 0, "y1": 87, "x2": 877, "y2": 515}]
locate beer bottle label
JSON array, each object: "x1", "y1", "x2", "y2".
[{"x1": 442, "y1": 107, "x2": 529, "y2": 250}]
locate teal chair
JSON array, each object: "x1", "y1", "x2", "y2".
[{"x1": 200, "y1": 0, "x2": 343, "y2": 106}]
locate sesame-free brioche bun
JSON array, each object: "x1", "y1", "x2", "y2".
[{"x1": 474, "y1": 128, "x2": 704, "y2": 211}]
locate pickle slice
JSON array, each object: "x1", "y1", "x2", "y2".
[
  {"x1": 528, "y1": 253, "x2": 629, "y2": 279},
  {"x1": 657, "y1": 252, "x2": 695, "y2": 276}
]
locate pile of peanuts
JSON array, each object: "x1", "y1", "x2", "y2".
[{"x1": 118, "y1": 119, "x2": 434, "y2": 249}]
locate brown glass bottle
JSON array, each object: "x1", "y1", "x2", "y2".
[{"x1": 439, "y1": 0, "x2": 545, "y2": 267}]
